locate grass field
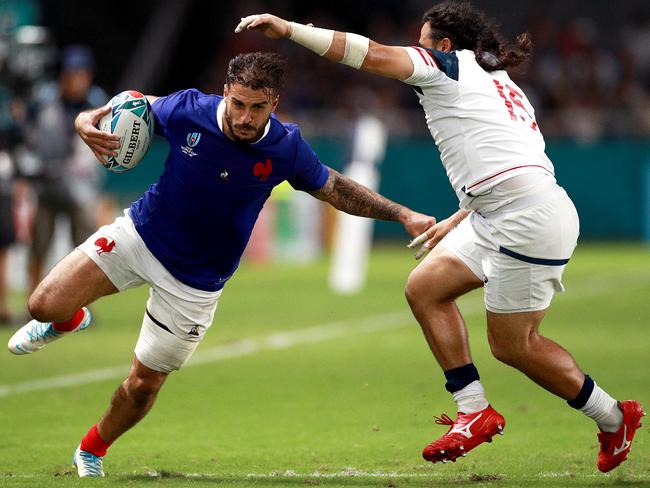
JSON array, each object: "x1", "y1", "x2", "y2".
[{"x1": 0, "y1": 244, "x2": 648, "y2": 487}]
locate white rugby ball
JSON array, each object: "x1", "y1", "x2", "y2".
[{"x1": 98, "y1": 90, "x2": 154, "y2": 172}]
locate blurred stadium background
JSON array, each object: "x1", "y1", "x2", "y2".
[
  {"x1": 0, "y1": 1, "x2": 649, "y2": 486},
  {"x1": 1, "y1": 0, "x2": 650, "y2": 277}
]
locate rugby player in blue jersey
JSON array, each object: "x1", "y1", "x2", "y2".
[{"x1": 7, "y1": 52, "x2": 436, "y2": 477}]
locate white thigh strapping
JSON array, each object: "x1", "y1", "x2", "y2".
[{"x1": 134, "y1": 313, "x2": 200, "y2": 373}]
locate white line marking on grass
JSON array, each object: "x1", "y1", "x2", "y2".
[
  {"x1": 245, "y1": 468, "x2": 441, "y2": 479},
  {"x1": 4, "y1": 469, "x2": 649, "y2": 481},
  {"x1": 4, "y1": 271, "x2": 645, "y2": 399},
  {"x1": 0, "y1": 306, "x2": 481, "y2": 398},
  {"x1": 0, "y1": 365, "x2": 129, "y2": 397}
]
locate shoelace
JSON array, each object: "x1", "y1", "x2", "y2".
[
  {"x1": 78, "y1": 451, "x2": 103, "y2": 476},
  {"x1": 434, "y1": 414, "x2": 455, "y2": 426},
  {"x1": 26, "y1": 323, "x2": 59, "y2": 343}
]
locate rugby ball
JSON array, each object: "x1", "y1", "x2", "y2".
[{"x1": 98, "y1": 90, "x2": 154, "y2": 172}]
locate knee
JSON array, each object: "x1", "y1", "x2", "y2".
[
  {"x1": 27, "y1": 284, "x2": 74, "y2": 323},
  {"x1": 124, "y1": 375, "x2": 163, "y2": 407},
  {"x1": 27, "y1": 287, "x2": 53, "y2": 322},
  {"x1": 487, "y1": 329, "x2": 533, "y2": 366},
  {"x1": 405, "y1": 267, "x2": 434, "y2": 308}
]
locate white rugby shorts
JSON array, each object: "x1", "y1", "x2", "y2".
[
  {"x1": 439, "y1": 184, "x2": 580, "y2": 313},
  {"x1": 78, "y1": 211, "x2": 222, "y2": 373}
]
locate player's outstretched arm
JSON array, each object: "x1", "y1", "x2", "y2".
[
  {"x1": 74, "y1": 105, "x2": 120, "y2": 165},
  {"x1": 310, "y1": 167, "x2": 435, "y2": 238},
  {"x1": 235, "y1": 14, "x2": 415, "y2": 80}
]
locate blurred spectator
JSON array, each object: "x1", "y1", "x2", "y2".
[
  {"x1": 0, "y1": 48, "x2": 24, "y2": 325},
  {"x1": 213, "y1": 4, "x2": 650, "y2": 141},
  {"x1": 23, "y1": 45, "x2": 106, "y2": 292}
]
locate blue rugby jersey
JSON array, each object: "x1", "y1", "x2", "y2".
[{"x1": 128, "y1": 89, "x2": 329, "y2": 291}]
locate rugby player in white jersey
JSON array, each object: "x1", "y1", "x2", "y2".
[{"x1": 236, "y1": 2, "x2": 645, "y2": 472}]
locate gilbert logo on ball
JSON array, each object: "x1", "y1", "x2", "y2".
[{"x1": 99, "y1": 90, "x2": 154, "y2": 172}]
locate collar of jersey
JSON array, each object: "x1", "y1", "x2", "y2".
[{"x1": 216, "y1": 98, "x2": 271, "y2": 145}]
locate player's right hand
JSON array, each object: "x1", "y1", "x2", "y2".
[
  {"x1": 408, "y1": 216, "x2": 456, "y2": 260},
  {"x1": 74, "y1": 104, "x2": 120, "y2": 166},
  {"x1": 234, "y1": 13, "x2": 292, "y2": 39}
]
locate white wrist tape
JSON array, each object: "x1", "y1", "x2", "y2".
[
  {"x1": 289, "y1": 22, "x2": 334, "y2": 56},
  {"x1": 341, "y1": 33, "x2": 370, "y2": 69}
]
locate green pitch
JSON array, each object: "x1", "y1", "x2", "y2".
[{"x1": 0, "y1": 244, "x2": 648, "y2": 487}]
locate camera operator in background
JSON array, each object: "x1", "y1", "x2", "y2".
[{"x1": 24, "y1": 45, "x2": 107, "y2": 292}]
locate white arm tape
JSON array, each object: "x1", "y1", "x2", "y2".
[
  {"x1": 289, "y1": 22, "x2": 334, "y2": 56},
  {"x1": 342, "y1": 33, "x2": 370, "y2": 69}
]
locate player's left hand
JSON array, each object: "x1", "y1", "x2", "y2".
[
  {"x1": 401, "y1": 211, "x2": 436, "y2": 241},
  {"x1": 234, "y1": 13, "x2": 292, "y2": 39}
]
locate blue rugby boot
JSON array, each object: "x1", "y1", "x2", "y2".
[
  {"x1": 73, "y1": 445, "x2": 105, "y2": 477},
  {"x1": 7, "y1": 307, "x2": 92, "y2": 355}
]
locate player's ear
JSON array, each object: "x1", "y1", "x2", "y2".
[
  {"x1": 438, "y1": 37, "x2": 453, "y2": 52},
  {"x1": 271, "y1": 94, "x2": 279, "y2": 112},
  {"x1": 223, "y1": 84, "x2": 229, "y2": 98}
]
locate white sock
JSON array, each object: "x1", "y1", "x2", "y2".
[
  {"x1": 453, "y1": 380, "x2": 489, "y2": 414},
  {"x1": 580, "y1": 383, "x2": 623, "y2": 433}
]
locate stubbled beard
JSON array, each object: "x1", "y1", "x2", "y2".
[{"x1": 224, "y1": 107, "x2": 268, "y2": 143}]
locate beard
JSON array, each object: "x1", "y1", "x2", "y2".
[{"x1": 224, "y1": 108, "x2": 269, "y2": 143}]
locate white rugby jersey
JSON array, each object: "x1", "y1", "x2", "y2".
[{"x1": 403, "y1": 47, "x2": 555, "y2": 208}]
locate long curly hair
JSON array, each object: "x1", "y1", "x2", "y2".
[{"x1": 422, "y1": 2, "x2": 532, "y2": 71}]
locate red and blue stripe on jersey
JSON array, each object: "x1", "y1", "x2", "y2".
[{"x1": 412, "y1": 47, "x2": 459, "y2": 81}]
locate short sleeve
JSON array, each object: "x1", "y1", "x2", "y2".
[
  {"x1": 151, "y1": 89, "x2": 198, "y2": 138},
  {"x1": 288, "y1": 136, "x2": 329, "y2": 192},
  {"x1": 402, "y1": 47, "x2": 459, "y2": 86}
]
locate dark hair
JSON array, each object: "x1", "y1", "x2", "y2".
[
  {"x1": 422, "y1": 2, "x2": 532, "y2": 71},
  {"x1": 226, "y1": 51, "x2": 287, "y2": 95}
]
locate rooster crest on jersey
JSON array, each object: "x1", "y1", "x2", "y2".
[
  {"x1": 99, "y1": 90, "x2": 154, "y2": 173},
  {"x1": 253, "y1": 158, "x2": 273, "y2": 181}
]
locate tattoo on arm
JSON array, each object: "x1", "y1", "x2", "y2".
[{"x1": 310, "y1": 168, "x2": 406, "y2": 222}]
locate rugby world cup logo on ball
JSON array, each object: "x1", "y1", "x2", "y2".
[{"x1": 99, "y1": 90, "x2": 154, "y2": 172}]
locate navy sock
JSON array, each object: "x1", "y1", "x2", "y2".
[
  {"x1": 444, "y1": 363, "x2": 480, "y2": 393},
  {"x1": 567, "y1": 374, "x2": 594, "y2": 409}
]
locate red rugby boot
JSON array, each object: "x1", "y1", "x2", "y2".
[
  {"x1": 597, "y1": 400, "x2": 645, "y2": 473},
  {"x1": 422, "y1": 405, "x2": 505, "y2": 463}
]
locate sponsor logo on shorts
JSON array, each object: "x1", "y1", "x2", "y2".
[
  {"x1": 95, "y1": 237, "x2": 116, "y2": 255},
  {"x1": 253, "y1": 158, "x2": 272, "y2": 181},
  {"x1": 220, "y1": 170, "x2": 229, "y2": 182},
  {"x1": 188, "y1": 325, "x2": 200, "y2": 337}
]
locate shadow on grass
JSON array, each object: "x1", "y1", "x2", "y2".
[{"x1": 2, "y1": 469, "x2": 649, "y2": 487}]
